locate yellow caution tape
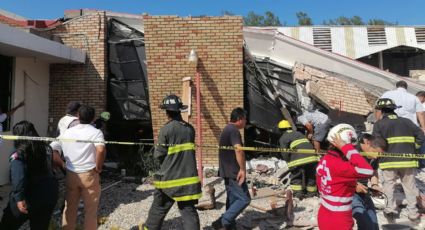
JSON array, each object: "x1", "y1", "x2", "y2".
[{"x1": 2, "y1": 134, "x2": 425, "y2": 159}]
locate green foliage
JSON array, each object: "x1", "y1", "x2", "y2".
[
  {"x1": 323, "y1": 15, "x2": 397, "y2": 26},
  {"x1": 368, "y1": 19, "x2": 398, "y2": 25},
  {"x1": 244, "y1": 11, "x2": 282, "y2": 26},
  {"x1": 263, "y1": 11, "x2": 282, "y2": 26},
  {"x1": 323, "y1": 16, "x2": 365, "y2": 25},
  {"x1": 296, "y1": 11, "x2": 313, "y2": 25}
]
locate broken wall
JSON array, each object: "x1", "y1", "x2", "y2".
[
  {"x1": 48, "y1": 12, "x2": 108, "y2": 134},
  {"x1": 293, "y1": 63, "x2": 379, "y2": 116},
  {"x1": 144, "y1": 15, "x2": 243, "y2": 166}
]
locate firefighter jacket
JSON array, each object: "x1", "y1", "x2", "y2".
[
  {"x1": 279, "y1": 130, "x2": 318, "y2": 168},
  {"x1": 153, "y1": 118, "x2": 202, "y2": 202},
  {"x1": 316, "y1": 144, "x2": 373, "y2": 212},
  {"x1": 372, "y1": 113, "x2": 425, "y2": 170}
]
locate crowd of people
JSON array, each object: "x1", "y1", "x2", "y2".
[
  {"x1": 282, "y1": 80, "x2": 425, "y2": 229},
  {"x1": 1, "y1": 79, "x2": 425, "y2": 229},
  {"x1": 0, "y1": 102, "x2": 108, "y2": 229}
]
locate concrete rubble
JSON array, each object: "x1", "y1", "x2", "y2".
[{"x1": 2, "y1": 164, "x2": 425, "y2": 229}]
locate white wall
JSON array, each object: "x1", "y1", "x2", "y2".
[{"x1": 0, "y1": 57, "x2": 49, "y2": 185}]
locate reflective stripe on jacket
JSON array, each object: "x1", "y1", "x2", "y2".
[
  {"x1": 372, "y1": 114, "x2": 425, "y2": 170},
  {"x1": 279, "y1": 130, "x2": 318, "y2": 168},
  {"x1": 316, "y1": 145, "x2": 373, "y2": 213},
  {"x1": 153, "y1": 119, "x2": 202, "y2": 201}
]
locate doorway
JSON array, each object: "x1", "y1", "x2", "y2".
[{"x1": 0, "y1": 54, "x2": 13, "y2": 131}]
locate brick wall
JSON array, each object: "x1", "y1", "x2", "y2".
[
  {"x1": 294, "y1": 63, "x2": 378, "y2": 116},
  {"x1": 48, "y1": 12, "x2": 107, "y2": 134},
  {"x1": 144, "y1": 15, "x2": 243, "y2": 166}
]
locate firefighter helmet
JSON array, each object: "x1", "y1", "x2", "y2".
[
  {"x1": 327, "y1": 123, "x2": 358, "y2": 145},
  {"x1": 159, "y1": 94, "x2": 188, "y2": 111},
  {"x1": 375, "y1": 98, "x2": 400, "y2": 110},
  {"x1": 278, "y1": 120, "x2": 291, "y2": 129}
]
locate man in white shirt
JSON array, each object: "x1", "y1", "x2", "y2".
[
  {"x1": 56, "y1": 101, "x2": 81, "y2": 136},
  {"x1": 416, "y1": 91, "x2": 425, "y2": 111},
  {"x1": 381, "y1": 80, "x2": 425, "y2": 130},
  {"x1": 51, "y1": 105, "x2": 106, "y2": 230}
]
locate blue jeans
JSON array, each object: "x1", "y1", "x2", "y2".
[
  {"x1": 352, "y1": 193, "x2": 379, "y2": 230},
  {"x1": 222, "y1": 178, "x2": 251, "y2": 227}
]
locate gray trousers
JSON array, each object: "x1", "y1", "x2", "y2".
[{"x1": 381, "y1": 168, "x2": 419, "y2": 218}]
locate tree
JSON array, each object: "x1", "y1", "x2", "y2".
[
  {"x1": 263, "y1": 11, "x2": 282, "y2": 26},
  {"x1": 368, "y1": 19, "x2": 398, "y2": 25},
  {"x1": 243, "y1": 11, "x2": 282, "y2": 26},
  {"x1": 322, "y1": 15, "x2": 397, "y2": 26},
  {"x1": 244, "y1": 11, "x2": 264, "y2": 26},
  {"x1": 350, "y1": 16, "x2": 364, "y2": 25},
  {"x1": 296, "y1": 12, "x2": 313, "y2": 25},
  {"x1": 323, "y1": 16, "x2": 365, "y2": 25}
]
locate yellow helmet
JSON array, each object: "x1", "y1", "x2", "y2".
[{"x1": 278, "y1": 120, "x2": 291, "y2": 129}]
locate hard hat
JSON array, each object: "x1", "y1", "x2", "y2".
[
  {"x1": 159, "y1": 94, "x2": 188, "y2": 111},
  {"x1": 278, "y1": 120, "x2": 291, "y2": 129},
  {"x1": 327, "y1": 123, "x2": 358, "y2": 145},
  {"x1": 375, "y1": 98, "x2": 400, "y2": 110},
  {"x1": 100, "y1": 111, "x2": 110, "y2": 121}
]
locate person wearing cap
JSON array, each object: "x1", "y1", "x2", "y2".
[
  {"x1": 381, "y1": 80, "x2": 425, "y2": 130},
  {"x1": 143, "y1": 94, "x2": 201, "y2": 230},
  {"x1": 277, "y1": 119, "x2": 318, "y2": 199},
  {"x1": 316, "y1": 124, "x2": 373, "y2": 230},
  {"x1": 297, "y1": 108, "x2": 332, "y2": 152},
  {"x1": 93, "y1": 111, "x2": 110, "y2": 135},
  {"x1": 373, "y1": 98, "x2": 425, "y2": 223},
  {"x1": 56, "y1": 101, "x2": 81, "y2": 136}
]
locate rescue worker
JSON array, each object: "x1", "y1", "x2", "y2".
[
  {"x1": 143, "y1": 94, "x2": 202, "y2": 230},
  {"x1": 297, "y1": 108, "x2": 332, "y2": 152},
  {"x1": 277, "y1": 119, "x2": 318, "y2": 198},
  {"x1": 372, "y1": 98, "x2": 425, "y2": 223},
  {"x1": 316, "y1": 124, "x2": 373, "y2": 230}
]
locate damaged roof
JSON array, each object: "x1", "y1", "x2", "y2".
[{"x1": 243, "y1": 27, "x2": 425, "y2": 94}]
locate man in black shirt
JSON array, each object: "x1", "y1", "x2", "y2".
[{"x1": 212, "y1": 107, "x2": 251, "y2": 230}]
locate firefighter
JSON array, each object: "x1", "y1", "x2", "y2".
[
  {"x1": 316, "y1": 124, "x2": 373, "y2": 230},
  {"x1": 143, "y1": 94, "x2": 202, "y2": 230},
  {"x1": 373, "y1": 98, "x2": 425, "y2": 223},
  {"x1": 277, "y1": 119, "x2": 318, "y2": 198}
]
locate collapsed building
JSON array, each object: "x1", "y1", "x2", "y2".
[
  {"x1": 243, "y1": 27, "x2": 425, "y2": 148},
  {"x1": 1, "y1": 9, "x2": 425, "y2": 183}
]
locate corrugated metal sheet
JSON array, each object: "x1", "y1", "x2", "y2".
[
  {"x1": 344, "y1": 27, "x2": 356, "y2": 58},
  {"x1": 331, "y1": 27, "x2": 347, "y2": 57},
  {"x1": 269, "y1": 26, "x2": 425, "y2": 59},
  {"x1": 243, "y1": 27, "x2": 425, "y2": 94}
]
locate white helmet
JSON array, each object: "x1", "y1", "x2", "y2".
[{"x1": 327, "y1": 123, "x2": 358, "y2": 145}]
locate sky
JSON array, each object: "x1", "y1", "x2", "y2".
[{"x1": 0, "y1": 0, "x2": 424, "y2": 26}]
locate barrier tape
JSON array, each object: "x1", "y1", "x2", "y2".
[{"x1": 1, "y1": 134, "x2": 425, "y2": 159}]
